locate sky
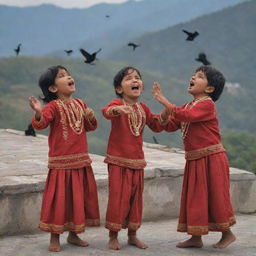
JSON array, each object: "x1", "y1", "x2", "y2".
[{"x1": 0, "y1": 0, "x2": 132, "y2": 8}]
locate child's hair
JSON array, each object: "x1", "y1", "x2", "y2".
[
  {"x1": 113, "y1": 66, "x2": 142, "y2": 98},
  {"x1": 38, "y1": 65, "x2": 68, "y2": 103},
  {"x1": 196, "y1": 65, "x2": 225, "y2": 102}
]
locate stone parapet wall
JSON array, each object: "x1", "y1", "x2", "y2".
[{"x1": 0, "y1": 129, "x2": 255, "y2": 235}]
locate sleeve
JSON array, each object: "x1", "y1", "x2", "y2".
[
  {"x1": 82, "y1": 101, "x2": 98, "y2": 132},
  {"x1": 163, "y1": 117, "x2": 181, "y2": 132},
  {"x1": 31, "y1": 102, "x2": 55, "y2": 130},
  {"x1": 101, "y1": 99, "x2": 123, "y2": 120},
  {"x1": 171, "y1": 100, "x2": 216, "y2": 123},
  {"x1": 142, "y1": 103, "x2": 166, "y2": 132}
]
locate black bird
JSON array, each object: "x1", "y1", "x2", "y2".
[
  {"x1": 152, "y1": 136, "x2": 159, "y2": 144},
  {"x1": 14, "y1": 43, "x2": 22, "y2": 56},
  {"x1": 64, "y1": 49, "x2": 73, "y2": 56},
  {"x1": 25, "y1": 123, "x2": 36, "y2": 137},
  {"x1": 182, "y1": 30, "x2": 199, "y2": 41},
  {"x1": 195, "y1": 52, "x2": 211, "y2": 65},
  {"x1": 79, "y1": 48, "x2": 101, "y2": 64},
  {"x1": 105, "y1": 15, "x2": 110, "y2": 18},
  {"x1": 128, "y1": 42, "x2": 140, "y2": 51}
]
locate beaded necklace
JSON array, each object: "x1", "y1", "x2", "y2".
[
  {"x1": 181, "y1": 96, "x2": 211, "y2": 140},
  {"x1": 124, "y1": 101, "x2": 146, "y2": 137},
  {"x1": 58, "y1": 99, "x2": 84, "y2": 135}
]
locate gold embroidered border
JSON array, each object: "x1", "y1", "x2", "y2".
[
  {"x1": 177, "y1": 216, "x2": 236, "y2": 235},
  {"x1": 105, "y1": 106, "x2": 120, "y2": 117},
  {"x1": 48, "y1": 153, "x2": 92, "y2": 168},
  {"x1": 105, "y1": 154, "x2": 146, "y2": 169},
  {"x1": 105, "y1": 221, "x2": 141, "y2": 231},
  {"x1": 39, "y1": 221, "x2": 85, "y2": 234},
  {"x1": 185, "y1": 143, "x2": 225, "y2": 160}
]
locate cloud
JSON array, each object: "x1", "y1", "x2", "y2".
[{"x1": 0, "y1": 0, "x2": 129, "y2": 8}]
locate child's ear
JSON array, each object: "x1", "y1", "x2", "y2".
[
  {"x1": 205, "y1": 86, "x2": 214, "y2": 94},
  {"x1": 116, "y1": 86, "x2": 123, "y2": 95},
  {"x1": 49, "y1": 85, "x2": 57, "y2": 93}
]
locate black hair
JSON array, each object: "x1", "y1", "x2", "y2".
[
  {"x1": 196, "y1": 65, "x2": 225, "y2": 102},
  {"x1": 113, "y1": 66, "x2": 142, "y2": 98},
  {"x1": 38, "y1": 65, "x2": 68, "y2": 103}
]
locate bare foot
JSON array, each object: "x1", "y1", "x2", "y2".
[
  {"x1": 49, "y1": 233, "x2": 61, "y2": 252},
  {"x1": 176, "y1": 236, "x2": 203, "y2": 248},
  {"x1": 128, "y1": 236, "x2": 148, "y2": 249},
  {"x1": 213, "y1": 230, "x2": 236, "y2": 249},
  {"x1": 108, "y1": 237, "x2": 122, "y2": 250},
  {"x1": 67, "y1": 232, "x2": 89, "y2": 247}
]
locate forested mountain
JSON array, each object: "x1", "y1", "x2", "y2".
[{"x1": 0, "y1": 0, "x2": 247, "y2": 57}]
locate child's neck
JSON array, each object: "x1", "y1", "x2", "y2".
[
  {"x1": 123, "y1": 96, "x2": 139, "y2": 105},
  {"x1": 58, "y1": 95, "x2": 73, "y2": 102},
  {"x1": 192, "y1": 93, "x2": 210, "y2": 101}
]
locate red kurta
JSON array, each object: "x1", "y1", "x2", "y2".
[
  {"x1": 164, "y1": 97, "x2": 236, "y2": 235},
  {"x1": 102, "y1": 98, "x2": 165, "y2": 231},
  {"x1": 32, "y1": 98, "x2": 100, "y2": 234}
]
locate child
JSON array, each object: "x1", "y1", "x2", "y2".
[
  {"x1": 28, "y1": 65, "x2": 100, "y2": 252},
  {"x1": 152, "y1": 65, "x2": 236, "y2": 249},
  {"x1": 102, "y1": 66, "x2": 167, "y2": 250}
]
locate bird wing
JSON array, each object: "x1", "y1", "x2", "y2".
[
  {"x1": 182, "y1": 30, "x2": 190, "y2": 35},
  {"x1": 80, "y1": 48, "x2": 91, "y2": 59}
]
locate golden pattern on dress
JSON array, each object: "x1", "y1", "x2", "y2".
[
  {"x1": 181, "y1": 96, "x2": 212, "y2": 139},
  {"x1": 55, "y1": 99, "x2": 85, "y2": 140},
  {"x1": 124, "y1": 101, "x2": 146, "y2": 137}
]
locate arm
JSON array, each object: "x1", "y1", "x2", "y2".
[
  {"x1": 84, "y1": 106, "x2": 98, "y2": 132},
  {"x1": 29, "y1": 96, "x2": 55, "y2": 130},
  {"x1": 102, "y1": 99, "x2": 133, "y2": 120}
]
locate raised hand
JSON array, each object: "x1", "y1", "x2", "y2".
[
  {"x1": 84, "y1": 107, "x2": 95, "y2": 120},
  {"x1": 152, "y1": 82, "x2": 170, "y2": 107},
  {"x1": 29, "y1": 96, "x2": 42, "y2": 112}
]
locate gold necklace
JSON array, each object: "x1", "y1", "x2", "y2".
[
  {"x1": 181, "y1": 96, "x2": 211, "y2": 139},
  {"x1": 124, "y1": 101, "x2": 146, "y2": 136},
  {"x1": 58, "y1": 99, "x2": 84, "y2": 134}
]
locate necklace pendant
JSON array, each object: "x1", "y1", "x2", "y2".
[{"x1": 75, "y1": 120, "x2": 81, "y2": 128}]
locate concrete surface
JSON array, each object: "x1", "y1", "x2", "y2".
[{"x1": 0, "y1": 214, "x2": 255, "y2": 256}]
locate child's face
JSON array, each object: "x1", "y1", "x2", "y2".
[
  {"x1": 50, "y1": 68, "x2": 75, "y2": 99},
  {"x1": 116, "y1": 69, "x2": 143, "y2": 102},
  {"x1": 188, "y1": 71, "x2": 214, "y2": 98}
]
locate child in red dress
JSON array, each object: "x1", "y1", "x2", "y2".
[
  {"x1": 28, "y1": 65, "x2": 100, "y2": 252},
  {"x1": 152, "y1": 65, "x2": 236, "y2": 249},
  {"x1": 102, "y1": 66, "x2": 167, "y2": 250}
]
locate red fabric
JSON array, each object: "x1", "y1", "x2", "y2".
[
  {"x1": 102, "y1": 98, "x2": 164, "y2": 168},
  {"x1": 164, "y1": 99, "x2": 221, "y2": 151},
  {"x1": 39, "y1": 166, "x2": 100, "y2": 234},
  {"x1": 32, "y1": 98, "x2": 97, "y2": 169},
  {"x1": 105, "y1": 164, "x2": 144, "y2": 232},
  {"x1": 164, "y1": 98, "x2": 236, "y2": 234},
  {"x1": 178, "y1": 152, "x2": 236, "y2": 235}
]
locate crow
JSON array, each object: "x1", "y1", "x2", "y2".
[
  {"x1": 14, "y1": 43, "x2": 22, "y2": 56},
  {"x1": 182, "y1": 30, "x2": 199, "y2": 41},
  {"x1": 64, "y1": 49, "x2": 73, "y2": 56},
  {"x1": 195, "y1": 53, "x2": 211, "y2": 65},
  {"x1": 79, "y1": 48, "x2": 101, "y2": 64},
  {"x1": 128, "y1": 42, "x2": 140, "y2": 51},
  {"x1": 25, "y1": 123, "x2": 36, "y2": 137}
]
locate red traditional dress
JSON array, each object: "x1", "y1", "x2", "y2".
[
  {"x1": 102, "y1": 98, "x2": 165, "y2": 232},
  {"x1": 163, "y1": 96, "x2": 236, "y2": 235},
  {"x1": 32, "y1": 98, "x2": 100, "y2": 234}
]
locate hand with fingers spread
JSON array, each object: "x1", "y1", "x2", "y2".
[{"x1": 29, "y1": 96, "x2": 42, "y2": 120}]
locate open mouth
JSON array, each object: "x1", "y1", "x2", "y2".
[
  {"x1": 131, "y1": 85, "x2": 139, "y2": 90},
  {"x1": 68, "y1": 81, "x2": 74, "y2": 86},
  {"x1": 189, "y1": 81, "x2": 195, "y2": 87}
]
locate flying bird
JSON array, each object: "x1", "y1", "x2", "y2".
[
  {"x1": 79, "y1": 48, "x2": 101, "y2": 64},
  {"x1": 152, "y1": 136, "x2": 159, "y2": 144},
  {"x1": 182, "y1": 30, "x2": 199, "y2": 41},
  {"x1": 195, "y1": 52, "x2": 211, "y2": 65},
  {"x1": 128, "y1": 42, "x2": 140, "y2": 51},
  {"x1": 14, "y1": 43, "x2": 22, "y2": 56},
  {"x1": 25, "y1": 123, "x2": 36, "y2": 137},
  {"x1": 64, "y1": 49, "x2": 73, "y2": 56},
  {"x1": 105, "y1": 15, "x2": 110, "y2": 18}
]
